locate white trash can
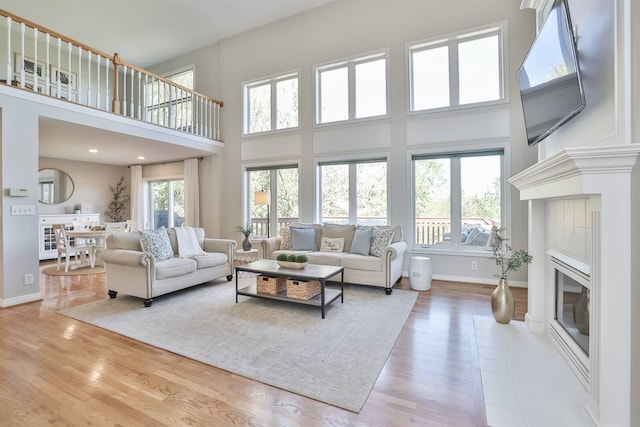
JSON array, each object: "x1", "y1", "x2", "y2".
[{"x1": 410, "y1": 256, "x2": 432, "y2": 291}]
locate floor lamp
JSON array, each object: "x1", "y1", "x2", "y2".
[{"x1": 254, "y1": 191, "x2": 271, "y2": 237}]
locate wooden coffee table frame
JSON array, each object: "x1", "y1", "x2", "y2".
[{"x1": 235, "y1": 260, "x2": 344, "y2": 319}]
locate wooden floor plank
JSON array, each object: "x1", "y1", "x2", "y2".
[{"x1": 0, "y1": 262, "x2": 527, "y2": 426}]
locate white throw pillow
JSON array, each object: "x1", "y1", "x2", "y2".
[{"x1": 320, "y1": 236, "x2": 345, "y2": 252}]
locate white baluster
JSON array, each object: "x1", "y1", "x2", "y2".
[
  {"x1": 137, "y1": 70, "x2": 142, "y2": 119},
  {"x1": 19, "y1": 23, "x2": 25, "y2": 88},
  {"x1": 45, "y1": 33, "x2": 50, "y2": 95},
  {"x1": 130, "y1": 67, "x2": 135, "y2": 118},
  {"x1": 67, "y1": 41, "x2": 72, "y2": 100},
  {"x1": 87, "y1": 51, "x2": 92, "y2": 105},
  {"x1": 96, "y1": 55, "x2": 100, "y2": 109},
  {"x1": 5, "y1": 18, "x2": 11, "y2": 86},
  {"x1": 122, "y1": 65, "x2": 127, "y2": 116},
  {"x1": 77, "y1": 46, "x2": 82, "y2": 104},
  {"x1": 33, "y1": 27, "x2": 39, "y2": 93},
  {"x1": 104, "y1": 57, "x2": 109, "y2": 110},
  {"x1": 56, "y1": 37, "x2": 61, "y2": 98}
]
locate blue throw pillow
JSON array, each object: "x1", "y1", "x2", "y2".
[
  {"x1": 291, "y1": 227, "x2": 316, "y2": 251},
  {"x1": 350, "y1": 227, "x2": 373, "y2": 256}
]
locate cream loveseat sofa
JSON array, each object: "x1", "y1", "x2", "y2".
[
  {"x1": 259, "y1": 223, "x2": 407, "y2": 294},
  {"x1": 100, "y1": 227, "x2": 236, "y2": 307}
]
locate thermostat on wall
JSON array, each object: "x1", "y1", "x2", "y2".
[{"x1": 9, "y1": 188, "x2": 28, "y2": 197}]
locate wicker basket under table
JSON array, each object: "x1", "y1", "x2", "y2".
[
  {"x1": 286, "y1": 278, "x2": 321, "y2": 300},
  {"x1": 257, "y1": 275, "x2": 287, "y2": 295}
]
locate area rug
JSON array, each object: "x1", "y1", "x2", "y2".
[
  {"x1": 42, "y1": 265, "x2": 105, "y2": 276},
  {"x1": 59, "y1": 279, "x2": 417, "y2": 413}
]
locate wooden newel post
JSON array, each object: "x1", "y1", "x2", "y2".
[{"x1": 112, "y1": 53, "x2": 121, "y2": 114}]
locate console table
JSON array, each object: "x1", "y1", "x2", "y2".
[{"x1": 39, "y1": 213, "x2": 100, "y2": 260}]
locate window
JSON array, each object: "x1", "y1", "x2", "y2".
[
  {"x1": 409, "y1": 28, "x2": 503, "y2": 112},
  {"x1": 413, "y1": 151, "x2": 502, "y2": 249},
  {"x1": 149, "y1": 179, "x2": 184, "y2": 228},
  {"x1": 247, "y1": 165, "x2": 299, "y2": 237},
  {"x1": 315, "y1": 52, "x2": 389, "y2": 124},
  {"x1": 146, "y1": 68, "x2": 194, "y2": 130},
  {"x1": 319, "y1": 159, "x2": 387, "y2": 225},
  {"x1": 243, "y1": 72, "x2": 299, "y2": 135}
]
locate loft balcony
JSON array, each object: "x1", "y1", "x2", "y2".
[{"x1": 0, "y1": 9, "x2": 223, "y2": 142}]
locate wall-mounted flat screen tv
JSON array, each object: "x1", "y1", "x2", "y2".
[{"x1": 517, "y1": 0, "x2": 585, "y2": 146}]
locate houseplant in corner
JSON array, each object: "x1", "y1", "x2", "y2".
[
  {"x1": 489, "y1": 226, "x2": 533, "y2": 324},
  {"x1": 234, "y1": 224, "x2": 254, "y2": 251}
]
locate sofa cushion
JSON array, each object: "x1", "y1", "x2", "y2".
[
  {"x1": 192, "y1": 252, "x2": 228, "y2": 269},
  {"x1": 341, "y1": 254, "x2": 383, "y2": 272},
  {"x1": 155, "y1": 257, "x2": 197, "y2": 279},
  {"x1": 350, "y1": 227, "x2": 373, "y2": 256},
  {"x1": 320, "y1": 236, "x2": 345, "y2": 252},
  {"x1": 321, "y1": 224, "x2": 356, "y2": 252},
  {"x1": 306, "y1": 251, "x2": 343, "y2": 267},
  {"x1": 139, "y1": 227, "x2": 174, "y2": 261},
  {"x1": 291, "y1": 227, "x2": 317, "y2": 251},
  {"x1": 107, "y1": 231, "x2": 142, "y2": 251},
  {"x1": 280, "y1": 226, "x2": 292, "y2": 250},
  {"x1": 370, "y1": 226, "x2": 395, "y2": 257}
]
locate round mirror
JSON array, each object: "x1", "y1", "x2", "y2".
[{"x1": 38, "y1": 168, "x2": 74, "y2": 204}]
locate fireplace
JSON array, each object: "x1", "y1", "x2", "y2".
[{"x1": 508, "y1": 145, "x2": 640, "y2": 426}]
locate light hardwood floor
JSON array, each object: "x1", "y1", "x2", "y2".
[{"x1": 0, "y1": 264, "x2": 527, "y2": 426}]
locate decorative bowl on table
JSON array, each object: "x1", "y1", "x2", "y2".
[{"x1": 277, "y1": 260, "x2": 308, "y2": 269}]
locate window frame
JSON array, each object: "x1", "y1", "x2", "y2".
[
  {"x1": 409, "y1": 143, "x2": 510, "y2": 255},
  {"x1": 145, "y1": 176, "x2": 185, "y2": 229},
  {"x1": 407, "y1": 23, "x2": 507, "y2": 115},
  {"x1": 316, "y1": 155, "x2": 389, "y2": 225},
  {"x1": 244, "y1": 163, "x2": 301, "y2": 237},
  {"x1": 242, "y1": 70, "x2": 301, "y2": 136},
  {"x1": 314, "y1": 49, "x2": 391, "y2": 126}
]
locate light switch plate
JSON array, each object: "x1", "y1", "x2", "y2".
[{"x1": 11, "y1": 205, "x2": 35, "y2": 216}]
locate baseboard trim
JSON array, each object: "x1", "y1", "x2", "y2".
[{"x1": 1, "y1": 292, "x2": 42, "y2": 307}]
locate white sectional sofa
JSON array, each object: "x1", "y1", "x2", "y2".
[
  {"x1": 100, "y1": 227, "x2": 236, "y2": 307},
  {"x1": 258, "y1": 223, "x2": 407, "y2": 294}
]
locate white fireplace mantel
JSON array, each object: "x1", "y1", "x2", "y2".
[
  {"x1": 508, "y1": 145, "x2": 640, "y2": 200},
  {"x1": 507, "y1": 144, "x2": 640, "y2": 427}
]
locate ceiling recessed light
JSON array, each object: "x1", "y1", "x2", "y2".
[
  {"x1": 89, "y1": 149, "x2": 98, "y2": 153},
  {"x1": 137, "y1": 156, "x2": 145, "y2": 160}
]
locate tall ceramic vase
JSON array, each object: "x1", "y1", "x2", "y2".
[
  {"x1": 242, "y1": 236, "x2": 252, "y2": 251},
  {"x1": 491, "y1": 277, "x2": 515, "y2": 324}
]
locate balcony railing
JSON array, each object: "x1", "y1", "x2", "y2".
[
  {"x1": 249, "y1": 216, "x2": 497, "y2": 246},
  {"x1": 0, "y1": 9, "x2": 223, "y2": 140}
]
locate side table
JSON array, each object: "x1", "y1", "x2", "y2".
[{"x1": 235, "y1": 249, "x2": 260, "y2": 277}]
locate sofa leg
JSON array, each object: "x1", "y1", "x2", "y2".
[
  {"x1": 226, "y1": 275, "x2": 233, "y2": 281},
  {"x1": 385, "y1": 287, "x2": 392, "y2": 295},
  {"x1": 143, "y1": 298, "x2": 153, "y2": 307},
  {"x1": 108, "y1": 290, "x2": 117, "y2": 299}
]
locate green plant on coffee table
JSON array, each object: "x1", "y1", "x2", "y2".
[
  {"x1": 277, "y1": 253, "x2": 308, "y2": 264},
  {"x1": 489, "y1": 226, "x2": 533, "y2": 279}
]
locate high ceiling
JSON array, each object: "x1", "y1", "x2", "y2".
[
  {"x1": 2, "y1": 0, "x2": 338, "y2": 67},
  {"x1": 1, "y1": 0, "x2": 338, "y2": 165}
]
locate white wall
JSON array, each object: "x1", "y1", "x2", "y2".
[
  {"x1": 209, "y1": 0, "x2": 537, "y2": 282},
  {"x1": 38, "y1": 157, "x2": 129, "y2": 219}
]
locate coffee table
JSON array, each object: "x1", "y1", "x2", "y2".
[{"x1": 235, "y1": 259, "x2": 344, "y2": 319}]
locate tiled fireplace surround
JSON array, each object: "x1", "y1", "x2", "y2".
[{"x1": 509, "y1": 145, "x2": 640, "y2": 427}]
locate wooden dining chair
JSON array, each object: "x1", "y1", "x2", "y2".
[{"x1": 53, "y1": 224, "x2": 96, "y2": 272}]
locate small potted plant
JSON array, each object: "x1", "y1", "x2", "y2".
[
  {"x1": 276, "y1": 253, "x2": 308, "y2": 269},
  {"x1": 234, "y1": 224, "x2": 254, "y2": 251},
  {"x1": 73, "y1": 203, "x2": 82, "y2": 214},
  {"x1": 488, "y1": 226, "x2": 533, "y2": 324}
]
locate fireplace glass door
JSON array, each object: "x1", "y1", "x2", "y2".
[{"x1": 555, "y1": 268, "x2": 590, "y2": 356}]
